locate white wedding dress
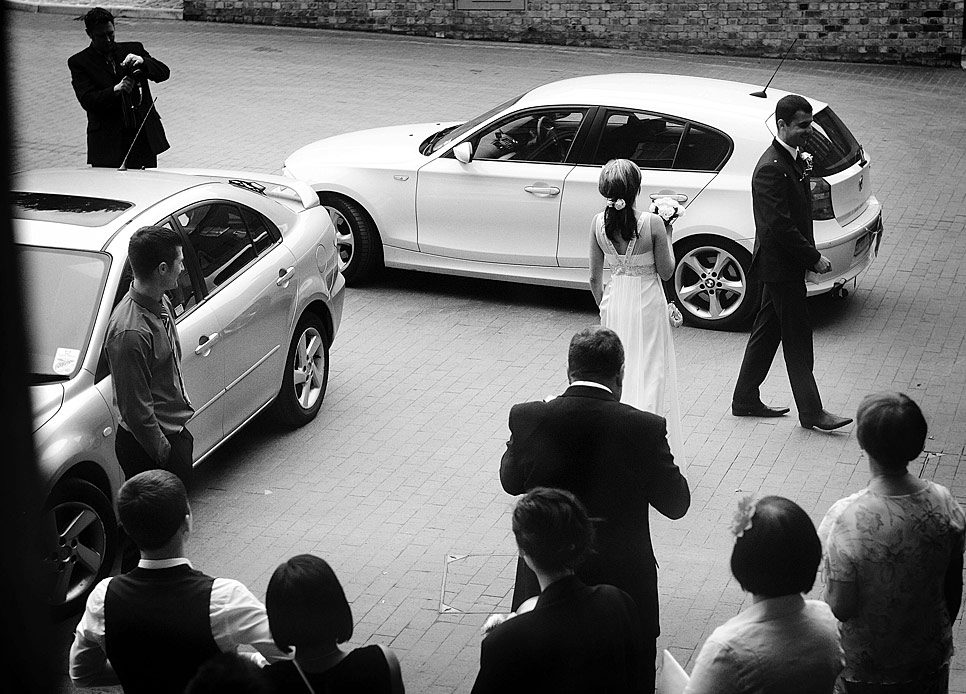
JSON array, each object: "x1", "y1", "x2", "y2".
[{"x1": 595, "y1": 211, "x2": 686, "y2": 470}]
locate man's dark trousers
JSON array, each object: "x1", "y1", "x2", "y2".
[
  {"x1": 115, "y1": 426, "x2": 193, "y2": 490},
  {"x1": 115, "y1": 427, "x2": 193, "y2": 571},
  {"x1": 733, "y1": 280, "x2": 822, "y2": 415}
]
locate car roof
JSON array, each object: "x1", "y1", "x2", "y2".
[
  {"x1": 515, "y1": 73, "x2": 828, "y2": 122},
  {"x1": 11, "y1": 168, "x2": 226, "y2": 252}
]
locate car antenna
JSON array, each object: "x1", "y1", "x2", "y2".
[
  {"x1": 750, "y1": 39, "x2": 797, "y2": 98},
  {"x1": 118, "y1": 97, "x2": 158, "y2": 171}
]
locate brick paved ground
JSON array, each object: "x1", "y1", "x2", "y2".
[{"x1": 7, "y1": 8, "x2": 966, "y2": 693}]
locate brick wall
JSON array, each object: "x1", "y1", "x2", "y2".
[{"x1": 183, "y1": 1, "x2": 965, "y2": 67}]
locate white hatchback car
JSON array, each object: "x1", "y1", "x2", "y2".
[
  {"x1": 16, "y1": 169, "x2": 344, "y2": 618},
  {"x1": 284, "y1": 73, "x2": 882, "y2": 330}
]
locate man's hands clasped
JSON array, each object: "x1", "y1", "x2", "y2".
[{"x1": 113, "y1": 54, "x2": 144, "y2": 93}]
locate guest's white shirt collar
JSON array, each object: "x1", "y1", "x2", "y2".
[
  {"x1": 776, "y1": 136, "x2": 799, "y2": 160},
  {"x1": 569, "y1": 380, "x2": 613, "y2": 394},
  {"x1": 137, "y1": 557, "x2": 193, "y2": 569}
]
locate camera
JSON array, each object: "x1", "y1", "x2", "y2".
[{"x1": 120, "y1": 62, "x2": 144, "y2": 80}]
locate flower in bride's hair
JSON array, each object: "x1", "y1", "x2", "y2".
[
  {"x1": 606, "y1": 198, "x2": 626, "y2": 211},
  {"x1": 730, "y1": 495, "x2": 757, "y2": 539}
]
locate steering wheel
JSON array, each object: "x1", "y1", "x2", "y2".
[{"x1": 536, "y1": 116, "x2": 557, "y2": 145}]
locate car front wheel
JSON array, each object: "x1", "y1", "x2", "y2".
[
  {"x1": 320, "y1": 195, "x2": 382, "y2": 285},
  {"x1": 270, "y1": 312, "x2": 329, "y2": 428},
  {"x1": 669, "y1": 236, "x2": 760, "y2": 331},
  {"x1": 42, "y1": 478, "x2": 117, "y2": 620}
]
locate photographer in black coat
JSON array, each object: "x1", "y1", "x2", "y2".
[{"x1": 68, "y1": 7, "x2": 170, "y2": 168}]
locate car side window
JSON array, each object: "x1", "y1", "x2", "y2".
[
  {"x1": 593, "y1": 111, "x2": 683, "y2": 168},
  {"x1": 471, "y1": 109, "x2": 586, "y2": 164},
  {"x1": 156, "y1": 217, "x2": 198, "y2": 315},
  {"x1": 674, "y1": 123, "x2": 732, "y2": 171},
  {"x1": 240, "y1": 206, "x2": 281, "y2": 255},
  {"x1": 176, "y1": 203, "x2": 257, "y2": 295}
]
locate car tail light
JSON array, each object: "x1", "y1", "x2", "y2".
[{"x1": 810, "y1": 177, "x2": 834, "y2": 220}]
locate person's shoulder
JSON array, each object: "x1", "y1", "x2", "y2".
[
  {"x1": 754, "y1": 144, "x2": 786, "y2": 172},
  {"x1": 822, "y1": 490, "x2": 870, "y2": 527},
  {"x1": 614, "y1": 401, "x2": 666, "y2": 427},
  {"x1": 68, "y1": 45, "x2": 96, "y2": 63},
  {"x1": 510, "y1": 399, "x2": 552, "y2": 416},
  {"x1": 587, "y1": 583, "x2": 639, "y2": 613}
]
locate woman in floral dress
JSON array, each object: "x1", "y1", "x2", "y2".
[{"x1": 819, "y1": 392, "x2": 965, "y2": 693}]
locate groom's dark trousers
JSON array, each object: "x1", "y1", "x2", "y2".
[
  {"x1": 500, "y1": 384, "x2": 691, "y2": 692},
  {"x1": 733, "y1": 138, "x2": 824, "y2": 415}
]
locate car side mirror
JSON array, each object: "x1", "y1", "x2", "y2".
[{"x1": 453, "y1": 142, "x2": 474, "y2": 164}]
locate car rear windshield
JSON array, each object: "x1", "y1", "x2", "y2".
[
  {"x1": 19, "y1": 246, "x2": 110, "y2": 380},
  {"x1": 11, "y1": 192, "x2": 133, "y2": 227},
  {"x1": 806, "y1": 107, "x2": 863, "y2": 177}
]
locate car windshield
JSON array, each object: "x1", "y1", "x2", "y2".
[
  {"x1": 19, "y1": 246, "x2": 110, "y2": 381},
  {"x1": 10, "y1": 192, "x2": 133, "y2": 227},
  {"x1": 425, "y1": 93, "x2": 524, "y2": 154},
  {"x1": 806, "y1": 107, "x2": 863, "y2": 177}
]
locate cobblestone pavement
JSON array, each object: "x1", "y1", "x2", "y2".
[{"x1": 7, "y1": 8, "x2": 966, "y2": 693}]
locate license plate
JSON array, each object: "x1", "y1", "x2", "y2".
[{"x1": 854, "y1": 232, "x2": 872, "y2": 258}]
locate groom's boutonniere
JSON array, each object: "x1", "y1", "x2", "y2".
[{"x1": 799, "y1": 151, "x2": 814, "y2": 177}]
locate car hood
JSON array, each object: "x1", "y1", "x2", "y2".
[
  {"x1": 30, "y1": 382, "x2": 65, "y2": 432},
  {"x1": 286, "y1": 122, "x2": 457, "y2": 171}
]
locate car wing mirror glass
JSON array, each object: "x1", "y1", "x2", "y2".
[{"x1": 454, "y1": 142, "x2": 474, "y2": 164}]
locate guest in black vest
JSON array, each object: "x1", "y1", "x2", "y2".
[
  {"x1": 69, "y1": 470, "x2": 287, "y2": 693},
  {"x1": 472, "y1": 487, "x2": 646, "y2": 694}
]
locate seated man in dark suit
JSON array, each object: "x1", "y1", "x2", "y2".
[
  {"x1": 472, "y1": 487, "x2": 645, "y2": 694},
  {"x1": 69, "y1": 470, "x2": 287, "y2": 693}
]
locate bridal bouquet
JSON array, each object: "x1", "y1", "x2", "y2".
[{"x1": 649, "y1": 197, "x2": 686, "y2": 226}]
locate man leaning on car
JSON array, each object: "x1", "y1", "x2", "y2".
[{"x1": 106, "y1": 226, "x2": 194, "y2": 494}]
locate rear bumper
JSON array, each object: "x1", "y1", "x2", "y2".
[{"x1": 806, "y1": 209, "x2": 883, "y2": 296}]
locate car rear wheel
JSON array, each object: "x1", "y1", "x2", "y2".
[
  {"x1": 42, "y1": 478, "x2": 117, "y2": 620},
  {"x1": 270, "y1": 312, "x2": 329, "y2": 428},
  {"x1": 320, "y1": 195, "x2": 382, "y2": 285},
  {"x1": 669, "y1": 236, "x2": 759, "y2": 331}
]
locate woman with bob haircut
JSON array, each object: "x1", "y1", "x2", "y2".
[
  {"x1": 820, "y1": 392, "x2": 965, "y2": 692},
  {"x1": 587, "y1": 158, "x2": 685, "y2": 469},
  {"x1": 685, "y1": 496, "x2": 844, "y2": 694},
  {"x1": 472, "y1": 487, "x2": 645, "y2": 694},
  {"x1": 263, "y1": 554, "x2": 404, "y2": 694}
]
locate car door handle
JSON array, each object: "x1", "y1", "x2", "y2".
[
  {"x1": 194, "y1": 332, "x2": 220, "y2": 356},
  {"x1": 276, "y1": 266, "x2": 295, "y2": 287},
  {"x1": 524, "y1": 185, "x2": 560, "y2": 197},
  {"x1": 649, "y1": 192, "x2": 688, "y2": 203}
]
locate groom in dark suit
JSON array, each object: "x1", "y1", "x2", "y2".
[
  {"x1": 500, "y1": 326, "x2": 690, "y2": 691},
  {"x1": 732, "y1": 94, "x2": 852, "y2": 431},
  {"x1": 69, "y1": 7, "x2": 170, "y2": 168}
]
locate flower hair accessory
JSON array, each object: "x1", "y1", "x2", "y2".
[
  {"x1": 730, "y1": 495, "x2": 757, "y2": 539},
  {"x1": 606, "y1": 198, "x2": 627, "y2": 211}
]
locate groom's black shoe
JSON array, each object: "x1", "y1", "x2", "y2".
[
  {"x1": 800, "y1": 410, "x2": 853, "y2": 431},
  {"x1": 731, "y1": 403, "x2": 790, "y2": 418}
]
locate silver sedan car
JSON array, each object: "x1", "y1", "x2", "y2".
[{"x1": 15, "y1": 168, "x2": 345, "y2": 618}]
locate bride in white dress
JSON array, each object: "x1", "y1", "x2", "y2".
[{"x1": 588, "y1": 159, "x2": 686, "y2": 469}]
